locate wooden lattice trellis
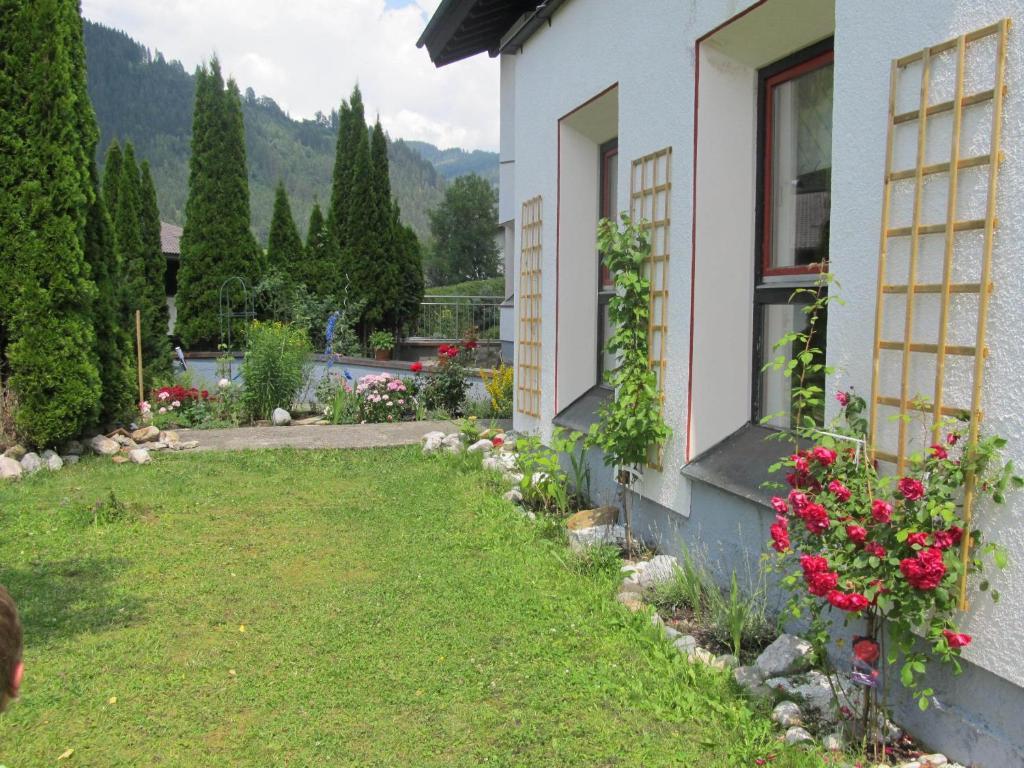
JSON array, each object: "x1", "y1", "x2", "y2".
[
  {"x1": 868, "y1": 20, "x2": 1009, "y2": 609},
  {"x1": 630, "y1": 147, "x2": 672, "y2": 469},
  {"x1": 517, "y1": 196, "x2": 543, "y2": 417}
]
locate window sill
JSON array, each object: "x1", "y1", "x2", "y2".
[
  {"x1": 681, "y1": 423, "x2": 804, "y2": 509},
  {"x1": 553, "y1": 385, "x2": 612, "y2": 434}
]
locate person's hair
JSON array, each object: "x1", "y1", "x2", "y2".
[{"x1": 0, "y1": 586, "x2": 22, "y2": 698}]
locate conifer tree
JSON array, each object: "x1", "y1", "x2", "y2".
[
  {"x1": 0, "y1": 0, "x2": 102, "y2": 446},
  {"x1": 86, "y1": 161, "x2": 135, "y2": 424},
  {"x1": 139, "y1": 160, "x2": 171, "y2": 379},
  {"x1": 177, "y1": 59, "x2": 261, "y2": 347},
  {"x1": 301, "y1": 202, "x2": 339, "y2": 298},
  {"x1": 102, "y1": 140, "x2": 123, "y2": 227},
  {"x1": 267, "y1": 181, "x2": 304, "y2": 274}
]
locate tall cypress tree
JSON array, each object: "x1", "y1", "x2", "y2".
[
  {"x1": 102, "y1": 140, "x2": 123, "y2": 228},
  {"x1": 139, "y1": 160, "x2": 171, "y2": 379},
  {"x1": 0, "y1": 0, "x2": 102, "y2": 446},
  {"x1": 86, "y1": 160, "x2": 135, "y2": 423},
  {"x1": 267, "y1": 181, "x2": 303, "y2": 274},
  {"x1": 342, "y1": 122, "x2": 388, "y2": 329},
  {"x1": 301, "y1": 201, "x2": 339, "y2": 298},
  {"x1": 177, "y1": 59, "x2": 260, "y2": 347}
]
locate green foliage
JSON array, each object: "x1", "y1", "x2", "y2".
[
  {"x1": 481, "y1": 363, "x2": 513, "y2": 418},
  {"x1": 425, "y1": 276, "x2": 504, "y2": 296},
  {"x1": 368, "y1": 330, "x2": 395, "y2": 352},
  {"x1": 86, "y1": 160, "x2": 135, "y2": 424},
  {"x1": 239, "y1": 321, "x2": 312, "y2": 420},
  {"x1": 515, "y1": 428, "x2": 589, "y2": 515},
  {"x1": 300, "y1": 202, "x2": 341, "y2": 299},
  {"x1": 0, "y1": 0, "x2": 102, "y2": 447},
  {"x1": 421, "y1": 344, "x2": 471, "y2": 416},
  {"x1": 266, "y1": 181, "x2": 303, "y2": 274},
  {"x1": 427, "y1": 174, "x2": 499, "y2": 285},
  {"x1": 138, "y1": 161, "x2": 172, "y2": 375},
  {"x1": 176, "y1": 59, "x2": 261, "y2": 347},
  {"x1": 586, "y1": 215, "x2": 670, "y2": 472}
]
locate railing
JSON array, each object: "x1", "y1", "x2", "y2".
[{"x1": 408, "y1": 295, "x2": 502, "y2": 341}]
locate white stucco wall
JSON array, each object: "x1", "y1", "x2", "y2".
[
  {"x1": 829, "y1": 0, "x2": 1024, "y2": 690},
  {"x1": 502, "y1": 0, "x2": 1024, "y2": 694}
]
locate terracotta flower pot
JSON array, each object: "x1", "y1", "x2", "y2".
[{"x1": 374, "y1": 349, "x2": 392, "y2": 361}]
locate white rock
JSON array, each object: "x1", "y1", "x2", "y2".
[
  {"x1": 504, "y1": 471, "x2": 524, "y2": 485},
  {"x1": 733, "y1": 665, "x2": 765, "y2": 690},
  {"x1": 158, "y1": 430, "x2": 180, "y2": 445},
  {"x1": 63, "y1": 440, "x2": 83, "y2": 456},
  {"x1": 635, "y1": 555, "x2": 679, "y2": 590},
  {"x1": 131, "y1": 425, "x2": 160, "y2": 443},
  {"x1": 3, "y1": 444, "x2": 26, "y2": 460},
  {"x1": 650, "y1": 612, "x2": 664, "y2": 629},
  {"x1": 62, "y1": 455, "x2": 80, "y2": 466},
  {"x1": 567, "y1": 524, "x2": 626, "y2": 552},
  {"x1": 784, "y1": 726, "x2": 814, "y2": 746},
  {"x1": 441, "y1": 434, "x2": 464, "y2": 454},
  {"x1": 772, "y1": 701, "x2": 803, "y2": 727},
  {"x1": 688, "y1": 648, "x2": 715, "y2": 665},
  {"x1": 713, "y1": 654, "x2": 739, "y2": 670},
  {"x1": 422, "y1": 434, "x2": 444, "y2": 453},
  {"x1": 468, "y1": 438, "x2": 493, "y2": 453},
  {"x1": 755, "y1": 634, "x2": 813, "y2": 678},
  {"x1": 620, "y1": 563, "x2": 644, "y2": 574},
  {"x1": 530, "y1": 471, "x2": 549, "y2": 487},
  {"x1": 663, "y1": 625, "x2": 681, "y2": 640},
  {"x1": 113, "y1": 434, "x2": 137, "y2": 448},
  {"x1": 764, "y1": 670, "x2": 859, "y2": 723},
  {"x1": 674, "y1": 635, "x2": 698, "y2": 654},
  {"x1": 619, "y1": 575, "x2": 644, "y2": 594},
  {"x1": 45, "y1": 453, "x2": 63, "y2": 471},
  {"x1": 128, "y1": 448, "x2": 151, "y2": 465},
  {"x1": 0, "y1": 456, "x2": 22, "y2": 480},
  {"x1": 421, "y1": 431, "x2": 445, "y2": 445},
  {"x1": 177, "y1": 440, "x2": 199, "y2": 450},
  {"x1": 896, "y1": 762, "x2": 921, "y2": 768},
  {"x1": 20, "y1": 452, "x2": 42, "y2": 473},
  {"x1": 821, "y1": 733, "x2": 844, "y2": 751},
  {"x1": 41, "y1": 449, "x2": 58, "y2": 460},
  {"x1": 271, "y1": 408, "x2": 291, "y2": 426},
  {"x1": 502, "y1": 489, "x2": 523, "y2": 504},
  {"x1": 919, "y1": 755, "x2": 947, "y2": 767},
  {"x1": 149, "y1": 442, "x2": 168, "y2": 451}
]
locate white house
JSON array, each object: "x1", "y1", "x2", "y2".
[{"x1": 419, "y1": 1, "x2": 1024, "y2": 763}]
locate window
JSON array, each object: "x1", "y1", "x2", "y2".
[
  {"x1": 753, "y1": 40, "x2": 833, "y2": 428},
  {"x1": 597, "y1": 138, "x2": 618, "y2": 385}
]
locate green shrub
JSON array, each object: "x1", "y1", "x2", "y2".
[{"x1": 240, "y1": 322, "x2": 312, "y2": 420}]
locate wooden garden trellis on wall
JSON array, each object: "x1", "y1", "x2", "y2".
[
  {"x1": 868, "y1": 19, "x2": 1009, "y2": 609},
  {"x1": 630, "y1": 147, "x2": 672, "y2": 469},
  {"x1": 517, "y1": 196, "x2": 543, "y2": 417}
]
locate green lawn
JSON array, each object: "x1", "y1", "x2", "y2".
[{"x1": 0, "y1": 448, "x2": 821, "y2": 767}]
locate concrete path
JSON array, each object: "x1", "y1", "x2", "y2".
[{"x1": 177, "y1": 420, "x2": 457, "y2": 452}]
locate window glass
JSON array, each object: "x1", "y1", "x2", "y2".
[
  {"x1": 757, "y1": 302, "x2": 825, "y2": 428},
  {"x1": 598, "y1": 141, "x2": 618, "y2": 385},
  {"x1": 767, "y1": 61, "x2": 833, "y2": 272}
]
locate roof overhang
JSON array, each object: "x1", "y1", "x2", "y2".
[{"x1": 417, "y1": 0, "x2": 567, "y2": 67}]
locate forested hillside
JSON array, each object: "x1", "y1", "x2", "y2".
[{"x1": 82, "y1": 20, "x2": 496, "y2": 244}]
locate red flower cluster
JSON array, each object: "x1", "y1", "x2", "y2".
[
  {"x1": 154, "y1": 385, "x2": 210, "y2": 404},
  {"x1": 846, "y1": 524, "x2": 867, "y2": 544},
  {"x1": 409, "y1": 361, "x2": 423, "y2": 373},
  {"x1": 864, "y1": 541, "x2": 887, "y2": 558},
  {"x1": 770, "y1": 515, "x2": 790, "y2": 553},
  {"x1": 853, "y1": 637, "x2": 880, "y2": 663},
  {"x1": 437, "y1": 344, "x2": 460, "y2": 359},
  {"x1": 900, "y1": 547, "x2": 946, "y2": 590},
  {"x1": 898, "y1": 477, "x2": 925, "y2": 501},
  {"x1": 801, "y1": 555, "x2": 838, "y2": 596},
  {"x1": 827, "y1": 590, "x2": 869, "y2": 612},
  {"x1": 933, "y1": 526, "x2": 963, "y2": 550},
  {"x1": 871, "y1": 498, "x2": 893, "y2": 523},
  {"x1": 930, "y1": 443, "x2": 949, "y2": 460},
  {"x1": 828, "y1": 479, "x2": 851, "y2": 501},
  {"x1": 798, "y1": 502, "x2": 830, "y2": 534},
  {"x1": 906, "y1": 532, "x2": 930, "y2": 547}
]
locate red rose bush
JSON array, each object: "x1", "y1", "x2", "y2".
[{"x1": 768, "y1": 391, "x2": 1017, "y2": 715}]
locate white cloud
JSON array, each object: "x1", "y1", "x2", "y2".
[{"x1": 81, "y1": 0, "x2": 499, "y2": 150}]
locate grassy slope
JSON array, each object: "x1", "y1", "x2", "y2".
[{"x1": 0, "y1": 448, "x2": 821, "y2": 767}]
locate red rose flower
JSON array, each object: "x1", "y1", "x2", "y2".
[
  {"x1": 930, "y1": 443, "x2": 948, "y2": 460},
  {"x1": 947, "y1": 432, "x2": 959, "y2": 446},
  {"x1": 898, "y1": 477, "x2": 925, "y2": 501},
  {"x1": 446, "y1": 347, "x2": 459, "y2": 358},
  {"x1": 864, "y1": 541, "x2": 887, "y2": 558},
  {"x1": 812, "y1": 445, "x2": 837, "y2": 466},
  {"x1": 464, "y1": 339, "x2": 478, "y2": 350},
  {"x1": 492, "y1": 435, "x2": 504, "y2": 447},
  {"x1": 906, "y1": 532, "x2": 930, "y2": 548},
  {"x1": 438, "y1": 344, "x2": 450, "y2": 355},
  {"x1": 871, "y1": 499, "x2": 893, "y2": 523},
  {"x1": 788, "y1": 490, "x2": 810, "y2": 511},
  {"x1": 827, "y1": 590, "x2": 869, "y2": 612},
  {"x1": 853, "y1": 638, "x2": 880, "y2": 663},
  {"x1": 799, "y1": 502, "x2": 830, "y2": 534},
  {"x1": 846, "y1": 524, "x2": 868, "y2": 544},
  {"x1": 900, "y1": 547, "x2": 947, "y2": 590},
  {"x1": 410, "y1": 361, "x2": 423, "y2": 373},
  {"x1": 948, "y1": 525, "x2": 963, "y2": 545},
  {"x1": 828, "y1": 480, "x2": 851, "y2": 502},
  {"x1": 835, "y1": 391, "x2": 850, "y2": 406},
  {"x1": 942, "y1": 629, "x2": 972, "y2": 649},
  {"x1": 800, "y1": 554, "x2": 829, "y2": 573},
  {"x1": 791, "y1": 453, "x2": 810, "y2": 473},
  {"x1": 806, "y1": 570, "x2": 839, "y2": 597},
  {"x1": 770, "y1": 517, "x2": 790, "y2": 553},
  {"x1": 770, "y1": 496, "x2": 788, "y2": 514}
]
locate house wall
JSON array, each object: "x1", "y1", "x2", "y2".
[{"x1": 501, "y1": 0, "x2": 1024, "y2": 761}]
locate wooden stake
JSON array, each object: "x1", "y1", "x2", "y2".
[{"x1": 135, "y1": 309, "x2": 144, "y2": 405}]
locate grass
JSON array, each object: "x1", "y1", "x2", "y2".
[{"x1": 0, "y1": 448, "x2": 823, "y2": 767}]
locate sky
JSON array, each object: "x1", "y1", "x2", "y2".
[{"x1": 81, "y1": 0, "x2": 500, "y2": 151}]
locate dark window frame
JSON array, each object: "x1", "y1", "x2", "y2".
[
  {"x1": 597, "y1": 137, "x2": 619, "y2": 388},
  {"x1": 752, "y1": 38, "x2": 834, "y2": 425}
]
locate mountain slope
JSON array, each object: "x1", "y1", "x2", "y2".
[
  {"x1": 82, "y1": 20, "x2": 495, "y2": 244},
  {"x1": 405, "y1": 141, "x2": 499, "y2": 186}
]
